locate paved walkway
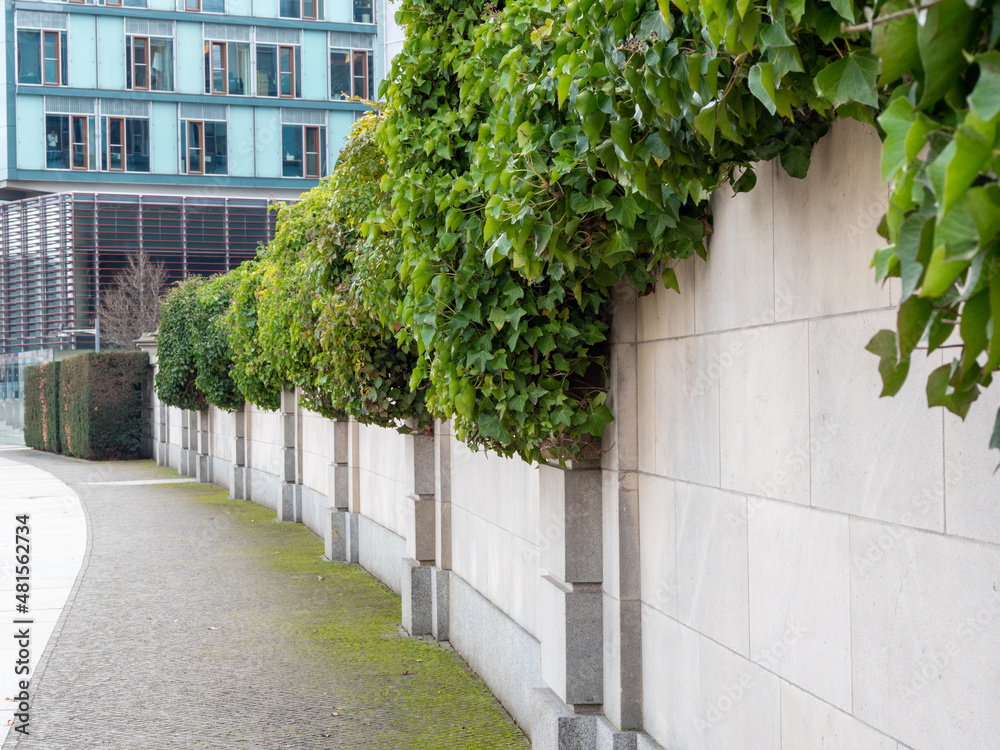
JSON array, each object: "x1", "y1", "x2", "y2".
[{"x1": 0, "y1": 448, "x2": 528, "y2": 749}]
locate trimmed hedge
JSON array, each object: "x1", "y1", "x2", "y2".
[
  {"x1": 60, "y1": 351, "x2": 150, "y2": 460},
  {"x1": 23, "y1": 361, "x2": 61, "y2": 453}
]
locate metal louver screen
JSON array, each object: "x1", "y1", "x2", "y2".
[
  {"x1": 125, "y1": 18, "x2": 175, "y2": 36},
  {"x1": 255, "y1": 27, "x2": 301, "y2": 44},
  {"x1": 203, "y1": 23, "x2": 250, "y2": 41},
  {"x1": 44, "y1": 96, "x2": 96, "y2": 115},
  {"x1": 328, "y1": 31, "x2": 374, "y2": 49},
  {"x1": 16, "y1": 11, "x2": 68, "y2": 29},
  {"x1": 179, "y1": 103, "x2": 228, "y2": 121},
  {"x1": 281, "y1": 108, "x2": 327, "y2": 126},
  {"x1": 99, "y1": 100, "x2": 152, "y2": 118}
]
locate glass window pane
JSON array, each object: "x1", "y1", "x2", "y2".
[
  {"x1": 71, "y1": 117, "x2": 88, "y2": 169},
  {"x1": 108, "y1": 119, "x2": 123, "y2": 170},
  {"x1": 279, "y1": 47, "x2": 293, "y2": 96},
  {"x1": 180, "y1": 124, "x2": 187, "y2": 173},
  {"x1": 353, "y1": 0, "x2": 372, "y2": 23},
  {"x1": 303, "y1": 0, "x2": 315, "y2": 18},
  {"x1": 228, "y1": 43, "x2": 250, "y2": 95},
  {"x1": 134, "y1": 38, "x2": 148, "y2": 88},
  {"x1": 125, "y1": 119, "x2": 149, "y2": 172},
  {"x1": 205, "y1": 122, "x2": 227, "y2": 174},
  {"x1": 212, "y1": 44, "x2": 226, "y2": 93},
  {"x1": 203, "y1": 0, "x2": 224, "y2": 11},
  {"x1": 282, "y1": 125, "x2": 302, "y2": 178},
  {"x1": 124, "y1": 0, "x2": 149, "y2": 7},
  {"x1": 150, "y1": 39, "x2": 173, "y2": 92},
  {"x1": 256, "y1": 46, "x2": 277, "y2": 96},
  {"x1": 352, "y1": 51, "x2": 367, "y2": 100},
  {"x1": 280, "y1": 0, "x2": 300, "y2": 17},
  {"x1": 45, "y1": 115, "x2": 69, "y2": 169},
  {"x1": 330, "y1": 50, "x2": 350, "y2": 100},
  {"x1": 19, "y1": 31, "x2": 41, "y2": 84},
  {"x1": 188, "y1": 122, "x2": 202, "y2": 173},
  {"x1": 43, "y1": 32, "x2": 59, "y2": 84}
]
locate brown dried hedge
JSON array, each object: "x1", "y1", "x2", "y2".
[{"x1": 23, "y1": 361, "x2": 61, "y2": 453}]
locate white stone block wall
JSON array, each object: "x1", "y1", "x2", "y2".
[
  {"x1": 450, "y1": 437, "x2": 541, "y2": 639},
  {"x1": 634, "y1": 118, "x2": 1000, "y2": 750},
  {"x1": 209, "y1": 406, "x2": 233, "y2": 463},
  {"x1": 246, "y1": 403, "x2": 282, "y2": 478},
  {"x1": 357, "y1": 423, "x2": 410, "y2": 541},
  {"x1": 300, "y1": 408, "x2": 328, "y2": 497}
]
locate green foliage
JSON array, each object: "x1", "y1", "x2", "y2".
[
  {"x1": 192, "y1": 274, "x2": 244, "y2": 412},
  {"x1": 225, "y1": 261, "x2": 284, "y2": 412},
  {"x1": 60, "y1": 351, "x2": 150, "y2": 460},
  {"x1": 155, "y1": 277, "x2": 207, "y2": 411},
  {"x1": 378, "y1": 0, "x2": 874, "y2": 461},
  {"x1": 864, "y1": 0, "x2": 1000, "y2": 450},
  {"x1": 23, "y1": 362, "x2": 60, "y2": 453},
  {"x1": 157, "y1": 275, "x2": 243, "y2": 412}
]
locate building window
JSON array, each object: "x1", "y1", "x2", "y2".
[
  {"x1": 45, "y1": 114, "x2": 96, "y2": 170},
  {"x1": 127, "y1": 37, "x2": 173, "y2": 91},
  {"x1": 204, "y1": 41, "x2": 250, "y2": 95},
  {"x1": 181, "y1": 120, "x2": 228, "y2": 175},
  {"x1": 280, "y1": 0, "x2": 321, "y2": 19},
  {"x1": 330, "y1": 48, "x2": 373, "y2": 100},
  {"x1": 353, "y1": 0, "x2": 373, "y2": 23},
  {"x1": 102, "y1": 117, "x2": 150, "y2": 172},
  {"x1": 282, "y1": 125, "x2": 324, "y2": 178},
  {"x1": 184, "y1": 0, "x2": 224, "y2": 11},
  {"x1": 18, "y1": 30, "x2": 68, "y2": 86},
  {"x1": 256, "y1": 45, "x2": 301, "y2": 98}
]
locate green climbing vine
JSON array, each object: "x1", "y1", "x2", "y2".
[{"x1": 157, "y1": 0, "x2": 1000, "y2": 458}]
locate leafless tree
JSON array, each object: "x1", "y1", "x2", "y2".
[{"x1": 97, "y1": 250, "x2": 169, "y2": 349}]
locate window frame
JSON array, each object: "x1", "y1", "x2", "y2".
[
  {"x1": 42, "y1": 30, "x2": 63, "y2": 86},
  {"x1": 185, "y1": 120, "x2": 205, "y2": 175},
  {"x1": 130, "y1": 35, "x2": 150, "y2": 91},
  {"x1": 206, "y1": 40, "x2": 227, "y2": 95},
  {"x1": 185, "y1": 0, "x2": 201, "y2": 10},
  {"x1": 329, "y1": 46, "x2": 372, "y2": 101},
  {"x1": 278, "y1": 44, "x2": 295, "y2": 99},
  {"x1": 106, "y1": 116, "x2": 126, "y2": 172},
  {"x1": 304, "y1": 125, "x2": 320, "y2": 179},
  {"x1": 353, "y1": 0, "x2": 374, "y2": 24},
  {"x1": 70, "y1": 115, "x2": 90, "y2": 171}
]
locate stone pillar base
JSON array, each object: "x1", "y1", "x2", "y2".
[
  {"x1": 401, "y1": 558, "x2": 432, "y2": 636},
  {"x1": 345, "y1": 513, "x2": 360, "y2": 564},
  {"x1": 278, "y1": 483, "x2": 302, "y2": 523},
  {"x1": 196, "y1": 454, "x2": 210, "y2": 484},
  {"x1": 231, "y1": 466, "x2": 246, "y2": 501},
  {"x1": 430, "y1": 567, "x2": 450, "y2": 641},
  {"x1": 326, "y1": 509, "x2": 349, "y2": 562},
  {"x1": 533, "y1": 688, "x2": 597, "y2": 750}
]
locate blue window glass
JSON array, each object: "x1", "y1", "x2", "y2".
[{"x1": 17, "y1": 31, "x2": 41, "y2": 85}]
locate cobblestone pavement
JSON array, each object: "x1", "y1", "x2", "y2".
[{"x1": 2, "y1": 452, "x2": 528, "y2": 750}]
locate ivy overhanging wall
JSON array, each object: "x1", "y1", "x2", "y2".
[{"x1": 141, "y1": 120, "x2": 1000, "y2": 750}]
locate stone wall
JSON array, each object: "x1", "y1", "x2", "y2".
[{"x1": 140, "y1": 119, "x2": 1000, "y2": 750}]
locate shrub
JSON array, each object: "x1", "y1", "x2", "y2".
[
  {"x1": 155, "y1": 277, "x2": 206, "y2": 411},
  {"x1": 23, "y1": 361, "x2": 61, "y2": 453},
  {"x1": 61, "y1": 351, "x2": 150, "y2": 460}
]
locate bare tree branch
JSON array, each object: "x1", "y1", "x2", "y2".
[{"x1": 97, "y1": 250, "x2": 170, "y2": 349}]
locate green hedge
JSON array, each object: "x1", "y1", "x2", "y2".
[
  {"x1": 23, "y1": 361, "x2": 61, "y2": 453},
  {"x1": 60, "y1": 351, "x2": 150, "y2": 460}
]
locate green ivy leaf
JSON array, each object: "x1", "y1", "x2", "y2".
[
  {"x1": 748, "y1": 62, "x2": 777, "y2": 115},
  {"x1": 872, "y1": 0, "x2": 920, "y2": 85},
  {"x1": 916, "y1": 0, "x2": 980, "y2": 108},
  {"x1": 969, "y1": 51, "x2": 1000, "y2": 122},
  {"x1": 866, "y1": 328, "x2": 911, "y2": 397},
  {"x1": 921, "y1": 245, "x2": 970, "y2": 297},
  {"x1": 607, "y1": 194, "x2": 641, "y2": 229},
  {"x1": 927, "y1": 125, "x2": 993, "y2": 218},
  {"x1": 826, "y1": 0, "x2": 855, "y2": 22},
  {"x1": 813, "y1": 51, "x2": 880, "y2": 109}
]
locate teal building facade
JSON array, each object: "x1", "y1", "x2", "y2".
[{"x1": 1, "y1": 0, "x2": 387, "y2": 201}]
